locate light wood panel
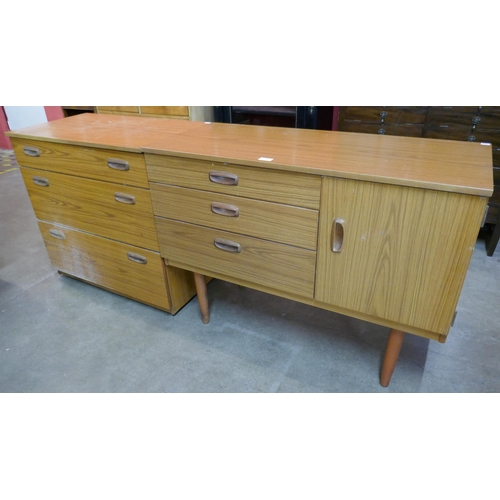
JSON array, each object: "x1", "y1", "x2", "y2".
[
  {"x1": 39, "y1": 221, "x2": 171, "y2": 311},
  {"x1": 21, "y1": 167, "x2": 160, "y2": 251},
  {"x1": 12, "y1": 139, "x2": 149, "y2": 188},
  {"x1": 96, "y1": 106, "x2": 140, "y2": 114},
  {"x1": 146, "y1": 155, "x2": 321, "y2": 209},
  {"x1": 140, "y1": 106, "x2": 189, "y2": 117},
  {"x1": 315, "y1": 177, "x2": 488, "y2": 334},
  {"x1": 150, "y1": 184, "x2": 319, "y2": 250},
  {"x1": 156, "y1": 218, "x2": 317, "y2": 298}
]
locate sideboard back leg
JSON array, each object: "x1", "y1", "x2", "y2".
[
  {"x1": 194, "y1": 272, "x2": 210, "y2": 324},
  {"x1": 380, "y1": 329, "x2": 405, "y2": 387}
]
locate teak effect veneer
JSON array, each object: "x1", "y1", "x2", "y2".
[{"x1": 8, "y1": 114, "x2": 494, "y2": 387}]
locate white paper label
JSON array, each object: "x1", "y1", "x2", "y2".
[{"x1": 258, "y1": 157, "x2": 274, "y2": 162}]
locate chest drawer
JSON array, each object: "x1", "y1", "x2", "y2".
[
  {"x1": 145, "y1": 155, "x2": 321, "y2": 209},
  {"x1": 38, "y1": 221, "x2": 171, "y2": 311},
  {"x1": 21, "y1": 167, "x2": 159, "y2": 251},
  {"x1": 344, "y1": 106, "x2": 428, "y2": 124},
  {"x1": 11, "y1": 139, "x2": 148, "y2": 188},
  {"x1": 341, "y1": 121, "x2": 424, "y2": 137},
  {"x1": 156, "y1": 218, "x2": 317, "y2": 298},
  {"x1": 427, "y1": 107, "x2": 480, "y2": 126},
  {"x1": 150, "y1": 184, "x2": 319, "y2": 250}
]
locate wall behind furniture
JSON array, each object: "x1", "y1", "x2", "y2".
[{"x1": 0, "y1": 106, "x2": 64, "y2": 149}]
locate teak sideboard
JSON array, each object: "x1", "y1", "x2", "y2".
[{"x1": 7, "y1": 113, "x2": 493, "y2": 387}]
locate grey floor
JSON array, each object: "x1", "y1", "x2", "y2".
[{"x1": 1, "y1": 160, "x2": 500, "y2": 392}]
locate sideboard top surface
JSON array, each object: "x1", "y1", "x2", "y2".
[{"x1": 7, "y1": 113, "x2": 493, "y2": 197}]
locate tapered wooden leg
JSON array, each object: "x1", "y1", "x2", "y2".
[
  {"x1": 193, "y1": 272, "x2": 210, "y2": 324},
  {"x1": 380, "y1": 329, "x2": 405, "y2": 387}
]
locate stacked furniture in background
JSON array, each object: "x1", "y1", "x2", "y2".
[{"x1": 338, "y1": 106, "x2": 500, "y2": 256}]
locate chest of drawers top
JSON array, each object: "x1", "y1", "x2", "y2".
[{"x1": 7, "y1": 113, "x2": 493, "y2": 197}]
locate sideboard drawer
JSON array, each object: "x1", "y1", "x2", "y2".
[
  {"x1": 12, "y1": 139, "x2": 148, "y2": 188},
  {"x1": 155, "y1": 218, "x2": 317, "y2": 298},
  {"x1": 145, "y1": 155, "x2": 321, "y2": 209},
  {"x1": 38, "y1": 221, "x2": 171, "y2": 311},
  {"x1": 21, "y1": 167, "x2": 159, "y2": 251},
  {"x1": 150, "y1": 184, "x2": 319, "y2": 250}
]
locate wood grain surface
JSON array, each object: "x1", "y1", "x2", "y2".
[
  {"x1": 12, "y1": 138, "x2": 149, "y2": 188},
  {"x1": 156, "y1": 218, "x2": 317, "y2": 298},
  {"x1": 21, "y1": 167, "x2": 160, "y2": 251},
  {"x1": 315, "y1": 177, "x2": 488, "y2": 334},
  {"x1": 146, "y1": 154, "x2": 321, "y2": 209},
  {"x1": 38, "y1": 221, "x2": 171, "y2": 311},
  {"x1": 150, "y1": 184, "x2": 319, "y2": 250}
]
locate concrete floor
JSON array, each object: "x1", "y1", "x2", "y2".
[{"x1": 1, "y1": 155, "x2": 500, "y2": 392}]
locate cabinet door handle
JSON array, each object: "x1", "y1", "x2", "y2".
[
  {"x1": 209, "y1": 171, "x2": 239, "y2": 185},
  {"x1": 127, "y1": 252, "x2": 147, "y2": 264},
  {"x1": 211, "y1": 202, "x2": 240, "y2": 217},
  {"x1": 23, "y1": 146, "x2": 40, "y2": 157},
  {"x1": 107, "y1": 158, "x2": 130, "y2": 171},
  {"x1": 214, "y1": 238, "x2": 241, "y2": 253},
  {"x1": 331, "y1": 218, "x2": 345, "y2": 253},
  {"x1": 33, "y1": 176, "x2": 50, "y2": 187},
  {"x1": 114, "y1": 192, "x2": 136, "y2": 204},
  {"x1": 49, "y1": 229, "x2": 66, "y2": 240}
]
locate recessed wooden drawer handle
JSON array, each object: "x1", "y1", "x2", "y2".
[
  {"x1": 33, "y1": 176, "x2": 50, "y2": 187},
  {"x1": 114, "y1": 192, "x2": 136, "y2": 204},
  {"x1": 214, "y1": 238, "x2": 241, "y2": 253},
  {"x1": 331, "y1": 218, "x2": 345, "y2": 253},
  {"x1": 23, "y1": 146, "x2": 40, "y2": 157},
  {"x1": 211, "y1": 202, "x2": 240, "y2": 217},
  {"x1": 127, "y1": 252, "x2": 147, "y2": 264},
  {"x1": 49, "y1": 229, "x2": 66, "y2": 240},
  {"x1": 107, "y1": 158, "x2": 130, "y2": 171},
  {"x1": 209, "y1": 171, "x2": 239, "y2": 186}
]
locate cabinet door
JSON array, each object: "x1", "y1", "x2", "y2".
[{"x1": 315, "y1": 178, "x2": 487, "y2": 335}]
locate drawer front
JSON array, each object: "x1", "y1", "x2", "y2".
[
  {"x1": 156, "y1": 218, "x2": 317, "y2": 298},
  {"x1": 150, "y1": 184, "x2": 319, "y2": 250},
  {"x1": 424, "y1": 125, "x2": 473, "y2": 142},
  {"x1": 427, "y1": 106, "x2": 480, "y2": 126},
  {"x1": 145, "y1": 155, "x2": 321, "y2": 209},
  {"x1": 477, "y1": 107, "x2": 500, "y2": 129},
  {"x1": 341, "y1": 122, "x2": 424, "y2": 137},
  {"x1": 96, "y1": 106, "x2": 140, "y2": 114},
  {"x1": 21, "y1": 167, "x2": 159, "y2": 251},
  {"x1": 344, "y1": 106, "x2": 428, "y2": 124},
  {"x1": 140, "y1": 106, "x2": 189, "y2": 117},
  {"x1": 38, "y1": 221, "x2": 171, "y2": 311},
  {"x1": 12, "y1": 139, "x2": 148, "y2": 188}
]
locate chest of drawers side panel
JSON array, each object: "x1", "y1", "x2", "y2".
[{"x1": 315, "y1": 177, "x2": 488, "y2": 335}]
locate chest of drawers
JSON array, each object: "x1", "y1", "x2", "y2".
[
  {"x1": 7, "y1": 115, "x2": 493, "y2": 387},
  {"x1": 8, "y1": 114, "x2": 203, "y2": 314}
]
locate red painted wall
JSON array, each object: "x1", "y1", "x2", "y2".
[
  {"x1": 44, "y1": 106, "x2": 64, "y2": 121},
  {"x1": 0, "y1": 106, "x2": 64, "y2": 149},
  {"x1": 0, "y1": 107, "x2": 12, "y2": 149}
]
